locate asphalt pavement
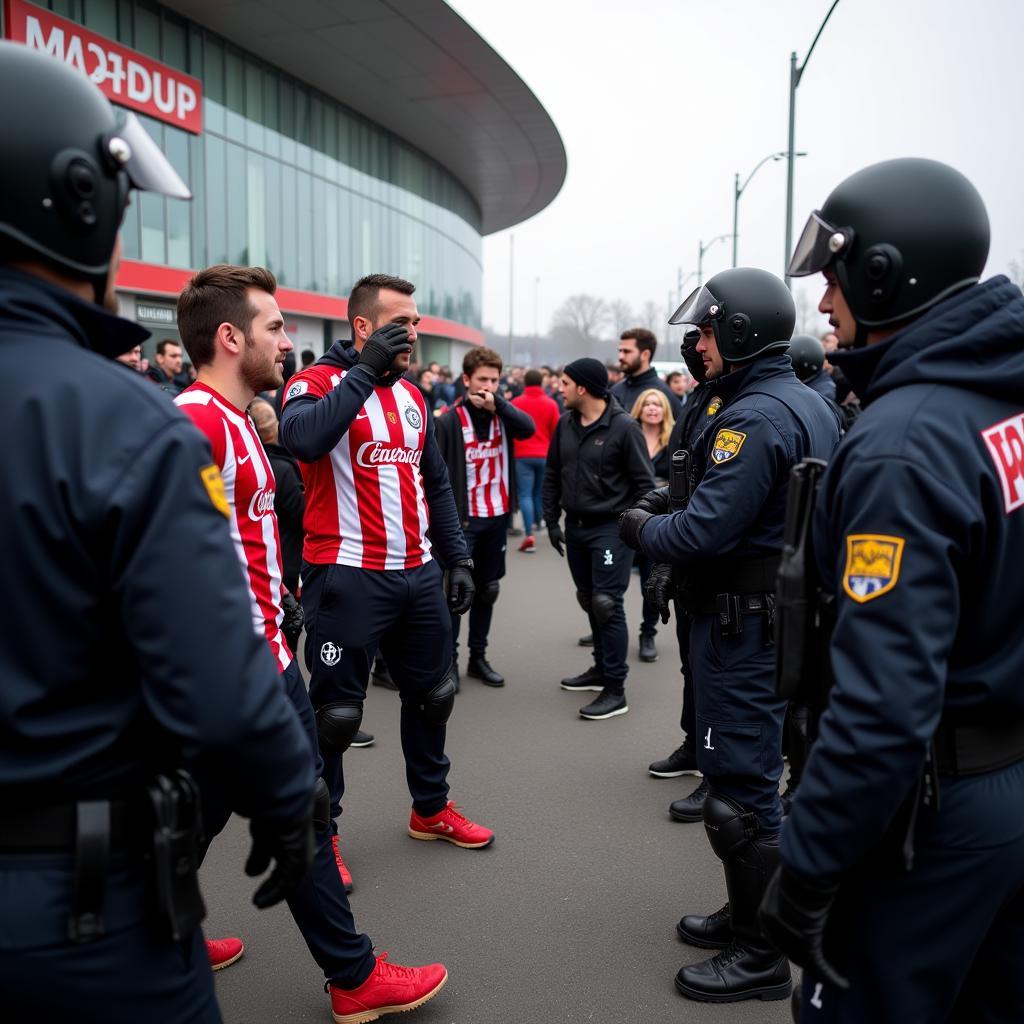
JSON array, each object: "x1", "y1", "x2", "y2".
[{"x1": 203, "y1": 536, "x2": 795, "y2": 1024}]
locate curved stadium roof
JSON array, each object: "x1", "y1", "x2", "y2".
[{"x1": 163, "y1": 0, "x2": 567, "y2": 234}]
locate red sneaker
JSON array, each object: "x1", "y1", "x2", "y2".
[
  {"x1": 408, "y1": 801, "x2": 494, "y2": 849},
  {"x1": 332, "y1": 835, "x2": 354, "y2": 893},
  {"x1": 518, "y1": 534, "x2": 536, "y2": 552},
  {"x1": 329, "y1": 953, "x2": 447, "y2": 1024},
  {"x1": 206, "y1": 936, "x2": 244, "y2": 971}
]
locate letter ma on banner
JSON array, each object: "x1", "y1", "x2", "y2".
[{"x1": 4, "y1": 0, "x2": 203, "y2": 134}]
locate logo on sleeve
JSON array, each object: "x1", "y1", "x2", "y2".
[
  {"x1": 285, "y1": 380, "x2": 309, "y2": 401},
  {"x1": 199, "y1": 464, "x2": 230, "y2": 519},
  {"x1": 981, "y1": 413, "x2": 1024, "y2": 514},
  {"x1": 842, "y1": 534, "x2": 905, "y2": 603},
  {"x1": 711, "y1": 428, "x2": 746, "y2": 464}
]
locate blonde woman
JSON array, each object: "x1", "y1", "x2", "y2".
[{"x1": 629, "y1": 387, "x2": 676, "y2": 661}]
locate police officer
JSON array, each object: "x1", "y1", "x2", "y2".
[
  {"x1": 619, "y1": 267, "x2": 840, "y2": 1003},
  {"x1": 760, "y1": 158, "x2": 1024, "y2": 1022},
  {"x1": 545, "y1": 358, "x2": 656, "y2": 720},
  {"x1": 0, "y1": 44, "x2": 317, "y2": 1021}
]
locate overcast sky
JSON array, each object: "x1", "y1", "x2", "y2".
[{"x1": 448, "y1": 0, "x2": 1024, "y2": 345}]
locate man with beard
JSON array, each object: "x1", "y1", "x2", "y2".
[
  {"x1": 175, "y1": 265, "x2": 448, "y2": 1020},
  {"x1": 612, "y1": 328, "x2": 682, "y2": 417}
]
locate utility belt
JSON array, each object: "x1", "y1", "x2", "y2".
[
  {"x1": 0, "y1": 770, "x2": 206, "y2": 944},
  {"x1": 677, "y1": 555, "x2": 781, "y2": 639}
]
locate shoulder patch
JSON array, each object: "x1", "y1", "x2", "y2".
[
  {"x1": 980, "y1": 413, "x2": 1024, "y2": 514},
  {"x1": 285, "y1": 379, "x2": 309, "y2": 401},
  {"x1": 711, "y1": 428, "x2": 746, "y2": 464},
  {"x1": 200, "y1": 464, "x2": 230, "y2": 519},
  {"x1": 706, "y1": 396, "x2": 723, "y2": 417},
  {"x1": 842, "y1": 534, "x2": 905, "y2": 603}
]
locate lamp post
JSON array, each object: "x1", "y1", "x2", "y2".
[
  {"x1": 697, "y1": 235, "x2": 733, "y2": 288},
  {"x1": 733, "y1": 151, "x2": 806, "y2": 267},
  {"x1": 785, "y1": 0, "x2": 842, "y2": 286}
]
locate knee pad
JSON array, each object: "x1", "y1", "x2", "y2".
[
  {"x1": 702, "y1": 791, "x2": 759, "y2": 860},
  {"x1": 475, "y1": 580, "x2": 500, "y2": 608},
  {"x1": 315, "y1": 700, "x2": 363, "y2": 755},
  {"x1": 312, "y1": 777, "x2": 331, "y2": 832},
  {"x1": 591, "y1": 591, "x2": 617, "y2": 627},
  {"x1": 575, "y1": 589, "x2": 592, "y2": 614},
  {"x1": 408, "y1": 675, "x2": 457, "y2": 726}
]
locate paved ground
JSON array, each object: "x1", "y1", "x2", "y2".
[{"x1": 204, "y1": 537, "x2": 795, "y2": 1023}]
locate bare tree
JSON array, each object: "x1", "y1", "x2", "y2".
[
  {"x1": 639, "y1": 300, "x2": 663, "y2": 334},
  {"x1": 608, "y1": 299, "x2": 634, "y2": 339},
  {"x1": 550, "y1": 294, "x2": 610, "y2": 351}
]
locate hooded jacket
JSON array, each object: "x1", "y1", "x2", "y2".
[{"x1": 783, "y1": 276, "x2": 1024, "y2": 881}]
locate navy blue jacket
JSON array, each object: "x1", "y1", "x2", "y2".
[
  {"x1": 640, "y1": 354, "x2": 840, "y2": 565},
  {"x1": 783, "y1": 277, "x2": 1024, "y2": 881},
  {"x1": 612, "y1": 366, "x2": 683, "y2": 418},
  {"x1": 805, "y1": 367, "x2": 837, "y2": 402},
  {"x1": 279, "y1": 340, "x2": 469, "y2": 565},
  {"x1": 0, "y1": 269, "x2": 313, "y2": 819}
]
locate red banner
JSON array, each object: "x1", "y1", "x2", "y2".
[{"x1": 3, "y1": 0, "x2": 203, "y2": 134}]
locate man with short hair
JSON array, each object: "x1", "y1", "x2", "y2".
[
  {"x1": 175, "y1": 264, "x2": 446, "y2": 1020},
  {"x1": 437, "y1": 347, "x2": 535, "y2": 688},
  {"x1": 280, "y1": 273, "x2": 494, "y2": 854},
  {"x1": 300, "y1": 348, "x2": 316, "y2": 369},
  {"x1": 545, "y1": 358, "x2": 655, "y2": 720},
  {"x1": 665, "y1": 369, "x2": 692, "y2": 404},
  {"x1": 146, "y1": 337, "x2": 184, "y2": 395},
  {"x1": 613, "y1": 328, "x2": 682, "y2": 416}
]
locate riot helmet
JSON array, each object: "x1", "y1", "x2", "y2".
[
  {"x1": 787, "y1": 334, "x2": 825, "y2": 382},
  {"x1": 787, "y1": 158, "x2": 989, "y2": 328},
  {"x1": 670, "y1": 267, "x2": 795, "y2": 364},
  {"x1": 0, "y1": 42, "x2": 190, "y2": 298}
]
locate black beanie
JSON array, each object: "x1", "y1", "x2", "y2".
[{"x1": 564, "y1": 357, "x2": 609, "y2": 399}]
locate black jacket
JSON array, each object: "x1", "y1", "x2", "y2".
[
  {"x1": 263, "y1": 440, "x2": 305, "y2": 593},
  {"x1": 0, "y1": 268, "x2": 313, "y2": 818},
  {"x1": 543, "y1": 400, "x2": 656, "y2": 524},
  {"x1": 612, "y1": 366, "x2": 683, "y2": 418},
  {"x1": 436, "y1": 395, "x2": 535, "y2": 526}
]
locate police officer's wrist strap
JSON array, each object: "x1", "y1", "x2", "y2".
[{"x1": 934, "y1": 718, "x2": 1024, "y2": 777}]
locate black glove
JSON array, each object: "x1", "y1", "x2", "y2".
[
  {"x1": 446, "y1": 559, "x2": 475, "y2": 615},
  {"x1": 280, "y1": 591, "x2": 303, "y2": 655},
  {"x1": 633, "y1": 486, "x2": 671, "y2": 516},
  {"x1": 618, "y1": 507, "x2": 653, "y2": 550},
  {"x1": 643, "y1": 563, "x2": 674, "y2": 623},
  {"x1": 547, "y1": 522, "x2": 565, "y2": 557},
  {"x1": 245, "y1": 802, "x2": 316, "y2": 910},
  {"x1": 759, "y1": 866, "x2": 850, "y2": 991},
  {"x1": 356, "y1": 322, "x2": 413, "y2": 379}
]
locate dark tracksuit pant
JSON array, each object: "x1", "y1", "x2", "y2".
[
  {"x1": 450, "y1": 513, "x2": 507, "y2": 661},
  {"x1": 301, "y1": 560, "x2": 452, "y2": 821},
  {"x1": 675, "y1": 599, "x2": 697, "y2": 748},
  {"x1": 565, "y1": 519, "x2": 633, "y2": 692}
]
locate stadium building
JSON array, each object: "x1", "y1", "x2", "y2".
[{"x1": 2, "y1": 0, "x2": 565, "y2": 368}]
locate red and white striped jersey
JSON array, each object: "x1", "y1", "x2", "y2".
[
  {"x1": 175, "y1": 382, "x2": 292, "y2": 671},
  {"x1": 457, "y1": 406, "x2": 509, "y2": 518},
  {"x1": 284, "y1": 365, "x2": 432, "y2": 570}
]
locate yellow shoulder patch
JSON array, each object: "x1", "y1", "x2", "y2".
[
  {"x1": 200, "y1": 463, "x2": 230, "y2": 519},
  {"x1": 842, "y1": 534, "x2": 905, "y2": 603},
  {"x1": 711, "y1": 428, "x2": 746, "y2": 464},
  {"x1": 706, "y1": 396, "x2": 723, "y2": 417}
]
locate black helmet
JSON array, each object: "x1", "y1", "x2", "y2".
[
  {"x1": 669, "y1": 267, "x2": 795, "y2": 363},
  {"x1": 0, "y1": 42, "x2": 190, "y2": 291},
  {"x1": 787, "y1": 158, "x2": 989, "y2": 328},
  {"x1": 787, "y1": 334, "x2": 825, "y2": 382}
]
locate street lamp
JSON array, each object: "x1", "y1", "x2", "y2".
[
  {"x1": 785, "y1": 0, "x2": 842, "y2": 286},
  {"x1": 733, "y1": 151, "x2": 806, "y2": 267},
  {"x1": 698, "y1": 235, "x2": 733, "y2": 287}
]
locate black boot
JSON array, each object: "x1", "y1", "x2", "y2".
[
  {"x1": 669, "y1": 778, "x2": 709, "y2": 822},
  {"x1": 560, "y1": 664, "x2": 604, "y2": 692},
  {"x1": 676, "y1": 902, "x2": 732, "y2": 949},
  {"x1": 467, "y1": 654, "x2": 505, "y2": 687},
  {"x1": 675, "y1": 835, "x2": 791, "y2": 1003},
  {"x1": 638, "y1": 634, "x2": 658, "y2": 662}
]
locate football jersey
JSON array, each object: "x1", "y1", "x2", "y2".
[
  {"x1": 283, "y1": 365, "x2": 431, "y2": 570},
  {"x1": 175, "y1": 382, "x2": 292, "y2": 671},
  {"x1": 457, "y1": 405, "x2": 509, "y2": 518}
]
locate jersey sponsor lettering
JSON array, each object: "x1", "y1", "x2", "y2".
[
  {"x1": 284, "y1": 365, "x2": 432, "y2": 570},
  {"x1": 842, "y1": 534, "x2": 905, "y2": 603},
  {"x1": 981, "y1": 412, "x2": 1024, "y2": 514},
  {"x1": 457, "y1": 405, "x2": 508, "y2": 518},
  {"x1": 176, "y1": 383, "x2": 292, "y2": 670}
]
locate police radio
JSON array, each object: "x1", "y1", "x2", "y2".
[{"x1": 669, "y1": 449, "x2": 692, "y2": 512}]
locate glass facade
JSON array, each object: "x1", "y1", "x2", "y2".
[{"x1": 43, "y1": 0, "x2": 483, "y2": 328}]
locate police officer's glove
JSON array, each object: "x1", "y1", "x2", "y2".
[
  {"x1": 357, "y1": 322, "x2": 413, "y2": 379},
  {"x1": 547, "y1": 522, "x2": 565, "y2": 557},
  {"x1": 245, "y1": 800, "x2": 316, "y2": 910},
  {"x1": 632, "y1": 486, "x2": 671, "y2": 516},
  {"x1": 643, "y1": 563, "x2": 674, "y2": 624},
  {"x1": 280, "y1": 591, "x2": 303, "y2": 655},
  {"x1": 759, "y1": 865, "x2": 850, "y2": 991},
  {"x1": 446, "y1": 558, "x2": 475, "y2": 615},
  {"x1": 618, "y1": 507, "x2": 652, "y2": 551}
]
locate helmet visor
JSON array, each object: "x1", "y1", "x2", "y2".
[
  {"x1": 108, "y1": 112, "x2": 191, "y2": 200},
  {"x1": 787, "y1": 210, "x2": 853, "y2": 277},
  {"x1": 668, "y1": 285, "x2": 724, "y2": 328}
]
